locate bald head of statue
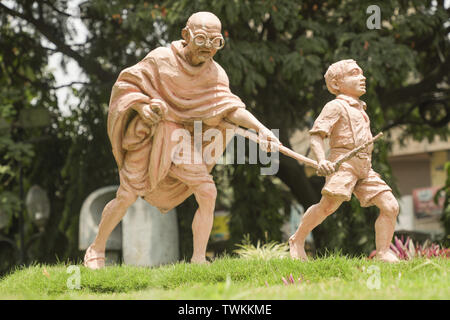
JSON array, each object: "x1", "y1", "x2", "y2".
[
  {"x1": 186, "y1": 11, "x2": 222, "y2": 30},
  {"x1": 181, "y1": 12, "x2": 224, "y2": 66}
]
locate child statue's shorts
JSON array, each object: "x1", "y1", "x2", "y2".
[{"x1": 321, "y1": 149, "x2": 392, "y2": 207}]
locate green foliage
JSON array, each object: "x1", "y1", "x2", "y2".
[
  {"x1": 0, "y1": 191, "x2": 20, "y2": 228},
  {"x1": 0, "y1": 8, "x2": 61, "y2": 273},
  {"x1": 0, "y1": 136, "x2": 34, "y2": 167}
]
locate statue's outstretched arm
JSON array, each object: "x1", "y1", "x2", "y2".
[{"x1": 226, "y1": 108, "x2": 280, "y2": 145}]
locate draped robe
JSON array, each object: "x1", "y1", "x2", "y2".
[{"x1": 107, "y1": 40, "x2": 245, "y2": 212}]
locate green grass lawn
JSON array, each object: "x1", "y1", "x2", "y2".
[{"x1": 0, "y1": 255, "x2": 448, "y2": 300}]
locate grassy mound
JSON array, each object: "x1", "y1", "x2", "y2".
[{"x1": 0, "y1": 255, "x2": 448, "y2": 299}]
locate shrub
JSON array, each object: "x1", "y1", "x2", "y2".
[
  {"x1": 233, "y1": 234, "x2": 290, "y2": 260},
  {"x1": 369, "y1": 236, "x2": 450, "y2": 260}
]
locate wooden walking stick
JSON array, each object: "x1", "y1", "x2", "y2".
[{"x1": 221, "y1": 121, "x2": 383, "y2": 174}]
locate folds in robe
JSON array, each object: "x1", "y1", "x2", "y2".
[{"x1": 107, "y1": 40, "x2": 245, "y2": 212}]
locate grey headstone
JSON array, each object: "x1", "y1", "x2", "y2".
[
  {"x1": 79, "y1": 186, "x2": 180, "y2": 267},
  {"x1": 79, "y1": 186, "x2": 122, "y2": 250},
  {"x1": 122, "y1": 197, "x2": 179, "y2": 267}
]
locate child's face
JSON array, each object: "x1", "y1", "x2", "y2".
[{"x1": 338, "y1": 62, "x2": 366, "y2": 98}]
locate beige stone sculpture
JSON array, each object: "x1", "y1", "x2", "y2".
[
  {"x1": 84, "y1": 11, "x2": 280, "y2": 269},
  {"x1": 289, "y1": 59, "x2": 400, "y2": 263}
]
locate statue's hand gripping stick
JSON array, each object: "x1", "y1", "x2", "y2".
[{"x1": 223, "y1": 121, "x2": 383, "y2": 176}]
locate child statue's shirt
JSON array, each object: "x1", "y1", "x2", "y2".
[
  {"x1": 310, "y1": 94, "x2": 373, "y2": 152},
  {"x1": 309, "y1": 94, "x2": 391, "y2": 205}
]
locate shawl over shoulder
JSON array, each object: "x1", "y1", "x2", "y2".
[{"x1": 107, "y1": 40, "x2": 245, "y2": 211}]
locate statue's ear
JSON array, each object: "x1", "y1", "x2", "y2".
[
  {"x1": 181, "y1": 28, "x2": 189, "y2": 42},
  {"x1": 330, "y1": 78, "x2": 340, "y2": 93}
]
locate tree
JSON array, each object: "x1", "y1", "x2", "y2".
[{"x1": 0, "y1": 0, "x2": 448, "y2": 267}]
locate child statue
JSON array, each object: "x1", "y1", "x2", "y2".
[{"x1": 289, "y1": 59, "x2": 400, "y2": 263}]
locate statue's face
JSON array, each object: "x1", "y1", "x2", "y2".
[
  {"x1": 183, "y1": 17, "x2": 224, "y2": 65},
  {"x1": 338, "y1": 62, "x2": 366, "y2": 97}
]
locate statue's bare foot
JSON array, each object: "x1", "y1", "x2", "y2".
[
  {"x1": 289, "y1": 236, "x2": 308, "y2": 261},
  {"x1": 376, "y1": 250, "x2": 399, "y2": 263},
  {"x1": 84, "y1": 245, "x2": 105, "y2": 270},
  {"x1": 190, "y1": 256, "x2": 210, "y2": 265}
]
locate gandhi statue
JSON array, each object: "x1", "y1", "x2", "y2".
[{"x1": 84, "y1": 12, "x2": 280, "y2": 268}]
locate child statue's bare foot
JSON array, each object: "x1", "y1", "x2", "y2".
[
  {"x1": 289, "y1": 236, "x2": 308, "y2": 261},
  {"x1": 376, "y1": 250, "x2": 399, "y2": 263}
]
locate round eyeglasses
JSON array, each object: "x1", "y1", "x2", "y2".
[{"x1": 188, "y1": 28, "x2": 225, "y2": 50}]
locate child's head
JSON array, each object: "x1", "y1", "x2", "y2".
[{"x1": 324, "y1": 59, "x2": 366, "y2": 97}]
